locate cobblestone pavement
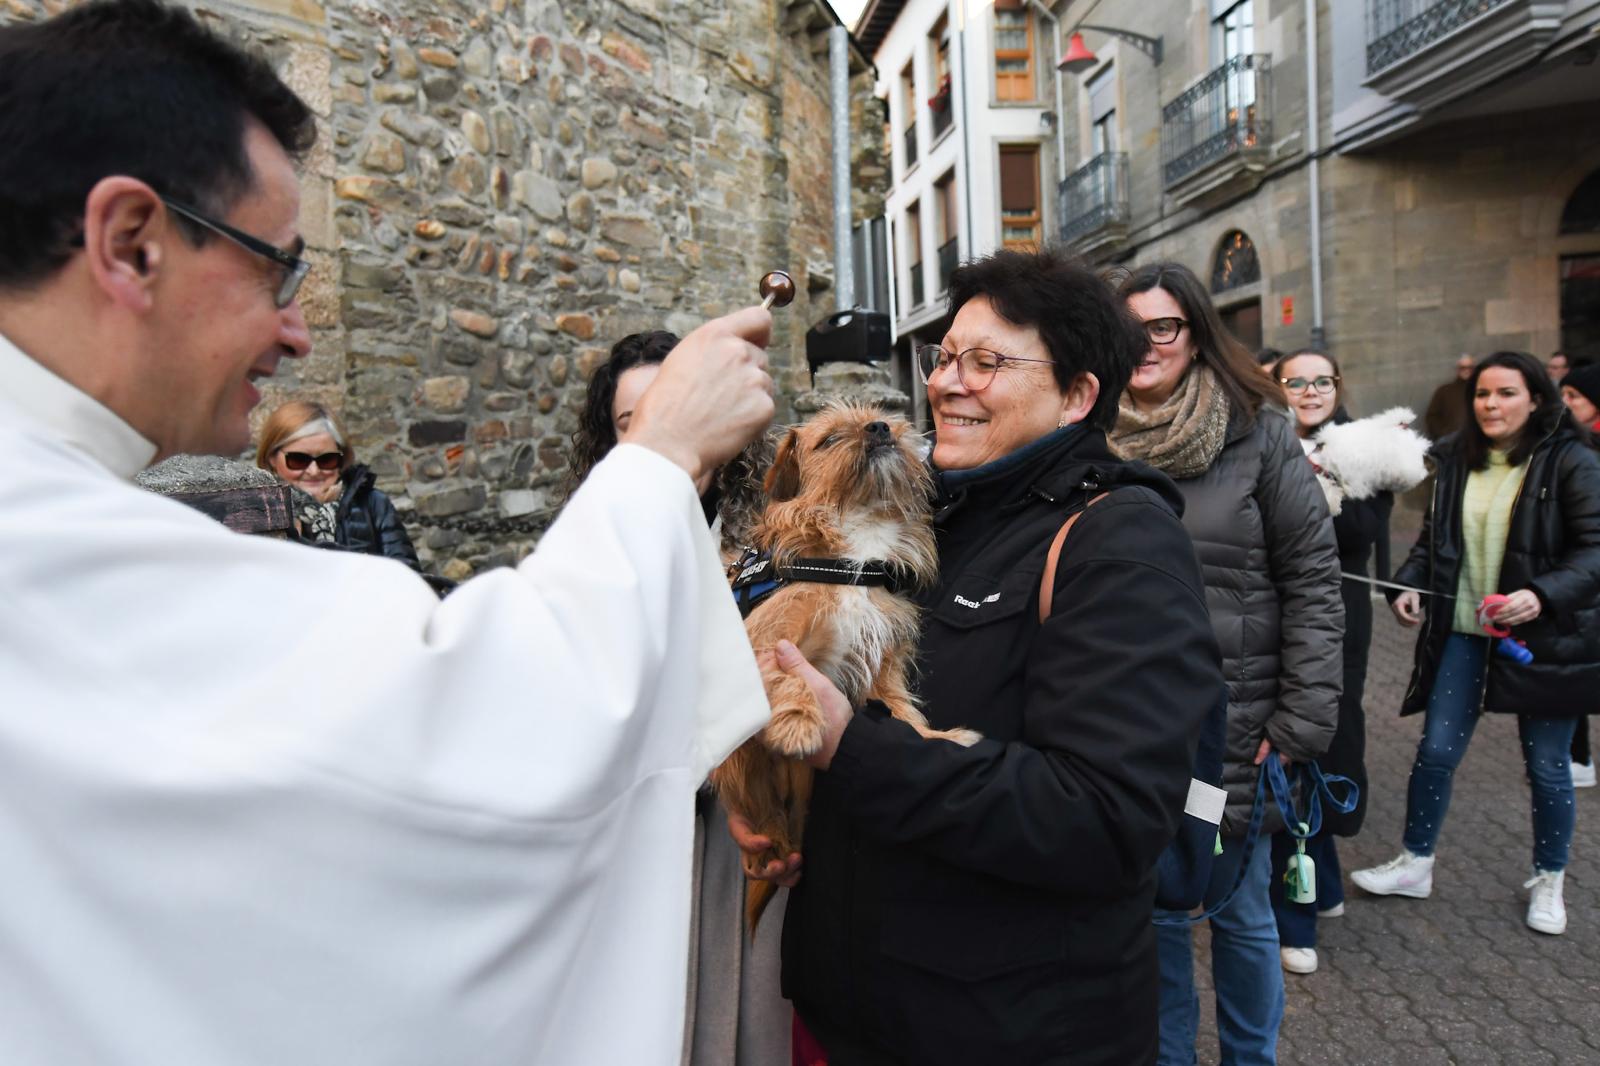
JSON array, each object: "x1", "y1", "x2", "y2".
[{"x1": 1186, "y1": 596, "x2": 1600, "y2": 1064}]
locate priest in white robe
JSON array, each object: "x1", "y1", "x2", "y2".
[{"x1": 0, "y1": 3, "x2": 779, "y2": 1062}]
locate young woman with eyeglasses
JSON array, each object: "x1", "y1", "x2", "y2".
[
  {"x1": 1268, "y1": 349, "x2": 1429, "y2": 976},
  {"x1": 1353, "y1": 352, "x2": 1600, "y2": 936},
  {"x1": 255, "y1": 400, "x2": 420, "y2": 570},
  {"x1": 1109, "y1": 263, "x2": 1343, "y2": 1066}
]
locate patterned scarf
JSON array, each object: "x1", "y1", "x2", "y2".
[{"x1": 1107, "y1": 362, "x2": 1232, "y2": 480}]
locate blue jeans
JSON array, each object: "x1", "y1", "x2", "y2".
[
  {"x1": 1270, "y1": 831, "x2": 1344, "y2": 949},
  {"x1": 1403, "y1": 633, "x2": 1578, "y2": 872},
  {"x1": 1156, "y1": 831, "x2": 1283, "y2": 1066}
]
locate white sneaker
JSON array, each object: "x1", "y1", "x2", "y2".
[
  {"x1": 1525, "y1": 869, "x2": 1567, "y2": 935},
  {"x1": 1319, "y1": 902, "x2": 1345, "y2": 918},
  {"x1": 1280, "y1": 946, "x2": 1318, "y2": 974},
  {"x1": 1351, "y1": 851, "x2": 1434, "y2": 898},
  {"x1": 1573, "y1": 761, "x2": 1596, "y2": 788}
]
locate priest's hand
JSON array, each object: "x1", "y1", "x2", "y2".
[
  {"x1": 727, "y1": 812, "x2": 803, "y2": 888},
  {"x1": 622, "y1": 306, "x2": 775, "y2": 487}
]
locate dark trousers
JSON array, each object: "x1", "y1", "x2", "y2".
[{"x1": 1573, "y1": 717, "x2": 1591, "y2": 766}]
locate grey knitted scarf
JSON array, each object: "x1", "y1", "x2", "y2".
[{"x1": 1108, "y1": 363, "x2": 1231, "y2": 480}]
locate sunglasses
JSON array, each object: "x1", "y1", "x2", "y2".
[{"x1": 281, "y1": 450, "x2": 344, "y2": 472}]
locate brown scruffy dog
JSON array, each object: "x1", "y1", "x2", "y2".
[{"x1": 712, "y1": 404, "x2": 980, "y2": 928}]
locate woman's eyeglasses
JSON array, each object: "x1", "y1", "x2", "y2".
[
  {"x1": 915, "y1": 344, "x2": 1055, "y2": 392},
  {"x1": 1280, "y1": 376, "x2": 1339, "y2": 396},
  {"x1": 1143, "y1": 317, "x2": 1187, "y2": 344},
  {"x1": 281, "y1": 450, "x2": 344, "y2": 472}
]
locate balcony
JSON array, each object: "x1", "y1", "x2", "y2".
[
  {"x1": 936, "y1": 237, "x2": 959, "y2": 294},
  {"x1": 1161, "y1": 55, "x2": 1271, "y2": 208},
  {"x1": 1058, "y1": 152, "x2": 1130, "y2": 254},
  {"x1": 909, "y1": 264, "x2": 925, "y2": 309},
  {"x1": 1363, "y1": 0, "x2": 1563, "y2": 111},
  {"x1": 904, "y1": 123, "x2": 919, "y2": 171},
  {"x1": 930, "y1": 100, "x2": 954, "y2": 141}
]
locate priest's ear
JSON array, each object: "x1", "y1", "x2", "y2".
[
  {"x1": 764, "y1": 428, "x2": 803, "y2": 502},
  {"x1": 79, "y1": 177, "x2": 167, "y2": 313}
]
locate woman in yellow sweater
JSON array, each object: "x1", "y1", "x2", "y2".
[{"x1": 1353, "y1": 352, "x2": 1600, "y2": 935}]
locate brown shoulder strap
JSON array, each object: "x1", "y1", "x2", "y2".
[{"x1": 1038, "y1": 493, "x2": 1109, "y2": 623}]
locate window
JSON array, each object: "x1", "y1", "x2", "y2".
[
  {"x1": 999, "y1": 146, "x2": 1041, "y2": 251},
  {"x1": 928, "y1": 15, "x2": 954, "y2": 139},
  {"x1": 1560, "y1": 169, "x2": 1600, "y2": 235},
  {"x1": 1212, "y1": 0, "x2": 1256, "y2": 115},
  {"x1": 1211, "y1": 230, "x2": 1261, "y2": 293},
  {"x1": 1087, "y1": 64, "x2": 1118, "y2": 157},
  {"x1": 993, "y1": 0, "x2": 1035, "y2": 102},
  {"x1": 935, "y1": 171, "x2": 959, "y2": 292},
  {"x1": 904, "y1": 201, "x2": 924, "y2": 308},
  {"x1": 900, "y1": 64, "x2": 919, "y2": 170}
]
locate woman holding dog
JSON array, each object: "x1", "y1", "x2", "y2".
[
  {"x1": 1108, "y1": 263, "x2": 1343, "y2": 1066},
  {"x1": 1268, "y1": 351, "x2": 1429, "y2": 976},
  {"x1": 1351, "y1": 351, "x2": 1600, "y2": 937},
  {"x1": 767, "y1": 249, "x2": 1224, "y2": 1065}
]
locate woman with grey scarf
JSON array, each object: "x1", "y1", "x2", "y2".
[{"x1": 1110, "y1": 262, "x2": 1343, "y2": 1066}]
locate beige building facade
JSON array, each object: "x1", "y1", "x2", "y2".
[{"x1": 1049, "y1": 0, "x2": 1600, "y2": 416}]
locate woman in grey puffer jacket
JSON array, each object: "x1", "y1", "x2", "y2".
[{"x1": 1111, "y1": 262, "x2": 1342, "y2": 1066}]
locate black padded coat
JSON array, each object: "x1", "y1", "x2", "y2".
[
  {"x1": 1392, "y1": 421, "x2": 1600, "y2": 717},
  {"x1": 335, "y1": 464, "x2": 420, "y2": 571},
  {"x1": 781, "y1": 427, "x2": 1222, "y2": 1066}
]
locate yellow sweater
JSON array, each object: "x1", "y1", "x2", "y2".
[{"x1": 1453, "y1": 449, "x2": 1528, "y2": 634}]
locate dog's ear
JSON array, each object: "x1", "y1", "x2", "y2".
[{"x1": 764, "y1": 429, "x2": 803, "y2": 501}]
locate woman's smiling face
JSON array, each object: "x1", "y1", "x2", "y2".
[
  {"x1": 1279, "y1": 353, "x2": 1340, "y2": 437},
  {"x1": 1125, "y1": 286, "x2": 1194, "y2": 408}
]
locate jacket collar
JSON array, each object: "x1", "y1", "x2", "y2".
[{"x1": 0, "y1": 331, "x2": 157, "y2": 479}]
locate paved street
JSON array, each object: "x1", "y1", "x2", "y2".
[{"x1": 1187, "y1": 578, "x2": 1600, "y2": 1064}]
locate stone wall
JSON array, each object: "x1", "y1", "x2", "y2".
[{"x1": 1, "y1": 0, "x2": 886, "y2": 579}]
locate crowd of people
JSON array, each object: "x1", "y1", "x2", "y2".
[{"x1": 4, "y1": 3, "x2": 1600, "y2": 1066}]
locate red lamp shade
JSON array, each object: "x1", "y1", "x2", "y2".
[{"x1": 1058, "y1": 31, "x2": 1098, "y2": 75}]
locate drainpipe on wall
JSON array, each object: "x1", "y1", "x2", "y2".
[
  {"x1": 1027, "y1": 0, "x2": 1068, "y2": 189},
  {"x1": 955, "y1": 0, "x2": 975, "y2": 258},
  {"x1": 831, "y1": 25, "x2": 856, "y2": 311},
  {"x1": 1305, "y1": 0, "x2": 1326, "y2": 349}
]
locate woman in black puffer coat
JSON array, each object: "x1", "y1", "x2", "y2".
[
  {"x1": 256, "y1": 400, "x2": 420, "y2": 571},
  {"x1": 1352, "y1": 352, "x2": 1600, "y2": 937},
  {"x1": 1109, "y1": 263, "x2": 1342, "y2": 1066}
]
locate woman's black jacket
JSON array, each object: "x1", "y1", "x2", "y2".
[
  {"x1": 335, "y1": 464, "x2": 421, "y2": 571},
  {"x1": 1392, "y1": 420, "x2": 1600, "y2": 716},
  {"x1": 781, "y1": 427, "x2": 1223, "y2": 1066}
]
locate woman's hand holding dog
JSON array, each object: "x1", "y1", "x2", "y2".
[{"x1": 730, "y1": 640, "x2": 854, "y2": 887}]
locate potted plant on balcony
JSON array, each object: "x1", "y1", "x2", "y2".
[{"x1": 927, "y1": 74, "x2": 951, "y2": 114}]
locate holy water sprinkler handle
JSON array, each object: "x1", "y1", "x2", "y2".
[{"x1": 759, "y1": 270, "x2": 795, "y2": 311}]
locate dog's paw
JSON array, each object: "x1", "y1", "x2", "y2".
[{"x1": 763, "y1": 708, "x2": 825, "y2": 758}]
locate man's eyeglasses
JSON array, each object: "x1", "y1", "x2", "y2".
[
  {"x1": 161, "y1": 196, "x2": 309, "y2": 309},
  {"x1": 1280, "y1": 375, "x2": 1339, "y2": 396},
  {"x1": 1143, "y1": 317, "x2": 1187, "y2": 344},
  {"x1": 915, "y1": 344, "x2": 1055, "y2": 392},
  {"x1": 280, "y1": 450, "x2": 344, "y2": 472}
]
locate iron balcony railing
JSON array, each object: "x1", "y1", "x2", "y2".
[
  {"x1": 931, "y1": 99, "x2": 954, "y2": 140},
  {"x1": 1058, "y1": 152, "x2": 1130, "y2": 244},
  {"x1": 936, "y1": 237, "x2": 959, "y2": 293},
  {"x1": 904, "y1": 123, "x2": 919, "y2": 169},
  {"x1": 1367, "y1": 0, "x2": 1513, "y2": 74},
  {"x1": 1161, "y1": 54, "x2": 1271, "y2": 188},
  {"x1": 909, "y1": 264, "x2": 925, "y2": 308}
]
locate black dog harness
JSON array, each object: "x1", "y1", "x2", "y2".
[{"x1": 728, "y1": 547, "x2": 907, "y2": 619}]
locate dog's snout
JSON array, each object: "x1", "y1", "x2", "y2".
[{"x1": 865, "y1": 421, "x2": 892, "y2": 441}]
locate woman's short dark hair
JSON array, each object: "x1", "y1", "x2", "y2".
[
  {"x1": 945, "y1": 247, "x2": 1144, "y2": 431},
  {"x1": 1118, "y1": 261, "x2": 1283, "y2": 421},
  {"x1": 561, "y1": 330, "x2": 681, "y2": 500},
  {"x1": 0, "y1": 0, "x2": 316, "y2": 288},
  {"x1": 1458, "y1": 351, "x2": 1570, "y2": 470}
]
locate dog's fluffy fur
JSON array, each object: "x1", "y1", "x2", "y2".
[
  {"x1": 1309, "y1": 407, "x2": 1430, "y2": 515},
  {"x1": 711, "y1": 404, "x2": 979, "y2": 928}
]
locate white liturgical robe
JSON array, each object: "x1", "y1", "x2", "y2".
[{"x1": 0, "y1": 333, "x2": 771, "y2": 1065}]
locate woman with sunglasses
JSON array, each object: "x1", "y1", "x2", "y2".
[
  {"x1": 255, "y1": 400, "x2": 420, "y2": 570},
  {"x1": 1352, "y1": 352, "x2": 1600, "y2": 936},
  {"x1": 1269, "y1": 350, "x2": 1429, "y2": 976},
  {"x1": 1109, "y1": 262, "x2": 1342, "y2": 1066}
]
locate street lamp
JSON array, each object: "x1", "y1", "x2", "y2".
[{"x1": 1057, "y1": 26, "x2": 1164, "y2": 75}]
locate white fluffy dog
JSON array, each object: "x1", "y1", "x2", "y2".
[{"x1": 1309, "y1": 407, "x2": 1430, "y2": 515}]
